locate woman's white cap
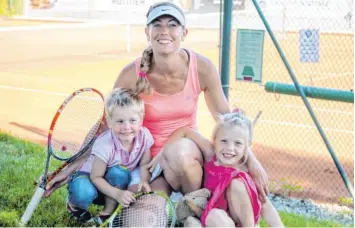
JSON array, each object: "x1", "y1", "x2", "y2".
[{"x1": 146, "y1": 5, "x2": 186, "y2": 26}]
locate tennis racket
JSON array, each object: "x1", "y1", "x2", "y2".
[
  {"x1": 20, "y1": 88, "x2": 105, "y2": 226},
  {"x1": 100, "y1": 191, "x2": 176, "y2": 227}
]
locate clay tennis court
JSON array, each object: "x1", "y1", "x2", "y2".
[{"x1": 0, "y1": 18, "x2": 353, "y2": 205}]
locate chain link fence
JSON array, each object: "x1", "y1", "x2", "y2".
[{"x1": 227, "y1": 0, "x2": 353, "y2": 223}]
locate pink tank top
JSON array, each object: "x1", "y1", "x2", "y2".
[
  {"x1": 201, "y1": 157, "x2": 261, "y2": 227},
  {"x1": 135, "y1": 49, "x2": 201, "y2": 157}
]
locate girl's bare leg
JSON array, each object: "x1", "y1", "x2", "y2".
[
  {"x1": 205, "y1": 208, "x2": 234, "y2": 227},
  {"x1": 261, "y1": 199, "x2": 284, "y2": 227},
  {"x1": 226, "y1": 179, "x2": 255, "y2": 227},
  {"x1": 160, "y1": 138, "x2": 204, "y2": 194}
]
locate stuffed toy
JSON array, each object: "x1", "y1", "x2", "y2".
[{"x1": 176, "y1": 188, "x2": 211, "y2": 227}]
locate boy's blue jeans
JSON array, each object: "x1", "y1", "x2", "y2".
[{"x1": 67, "y1": 165, "x2": 130, "y2": 210}]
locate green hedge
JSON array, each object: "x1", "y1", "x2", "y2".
[{"x1": 0, "y1": 0, "x2": 24, "y2": 16}]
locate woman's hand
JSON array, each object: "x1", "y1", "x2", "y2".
[
  {"x1": 249, "y1": 159, "x2": 269, "y2": 203},
  {"x1": 115, "y1": 189, "x2": 136, "y2": 207}
]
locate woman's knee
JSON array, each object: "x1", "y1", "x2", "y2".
[
  {"x1": 163, "y1": 138, "x2": 203, "y2": 172},
  {"x1": 205, "y1": 209, "x2": 234, "y2": 227}
]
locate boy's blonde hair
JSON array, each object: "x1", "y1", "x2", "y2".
[
  {"x1": 105, "y1": 88, "x2": 144, "y2": 121},
  {"x1": 211, "y1": 109, "x2": 253, "y2": 165}
]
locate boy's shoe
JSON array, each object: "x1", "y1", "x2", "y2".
[
  {"x1": 66, "y1": 198, "x2": 96, "y2": 225},
  {"x1": 69, "y1": 208, "x2": 96, "y2": 224}
]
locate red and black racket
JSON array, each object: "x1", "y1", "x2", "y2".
[{"x1": 20, "y1": 88, "x2": 105, "y2": 226}]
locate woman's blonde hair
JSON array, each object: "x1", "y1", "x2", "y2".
[
  {"x1": 105, "y1": 88, "x2": 144, "y2": 121},
  {"x1": 211, "y1": 109, "x2": 253, "y2": 165},
  {"x1": 136, "y1": 1, "x2": 185, "y2": 95}
]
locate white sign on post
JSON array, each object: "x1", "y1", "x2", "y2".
[
  {"x1": 236, "y1": 29, "x2": 265, "y2": 83},
  {"x1": 299, "y1": 29, "x2": 320, "y2": 63}
]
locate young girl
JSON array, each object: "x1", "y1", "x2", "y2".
[
  {"x1": 163, "y1": 109, "x2": 283, "y2": 227},
  {"x1": 66, "y1": 88, "x2": 157, "y2": 224}
]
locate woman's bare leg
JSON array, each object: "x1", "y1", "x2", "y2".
[
  {"x1": 205, "y1": 209, "x2": 234, "y2": 227},
  {"x1": 226, "y1": 179, "x2": 255, "y2": 227},
  {"x1": 150, "y1": 176, "x2": 172, "y2": 195},
  {"x1": 160, "y1": 138, "x2": 204, "y2": 194}
]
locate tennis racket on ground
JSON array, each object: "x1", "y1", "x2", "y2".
[
  {"x1": 100, "y1": 191, "x2": 176, "y2": 227},
  {"x1": 20, "y1": 88, "x2": 105, "y2": 226}
]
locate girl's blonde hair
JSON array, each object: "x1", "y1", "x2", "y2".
[
  {"x1": 136, "y1": 1, "x2": 185, "y2": 94},
  {"x1": 211, "y1": 109, "x2": 253, "y2": 165},
  {"x1": 105, "y1": 88, "x2": 144, "y2": 121}
]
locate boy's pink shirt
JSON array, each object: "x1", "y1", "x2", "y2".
[{"x1": 79, "y1": 126, "x2": 154, "y2": 172}]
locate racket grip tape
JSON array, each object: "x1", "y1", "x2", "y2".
[{"x1": 19, "y1": 187, "x2": 45, "y2": 226}]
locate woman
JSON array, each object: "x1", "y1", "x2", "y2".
[{"x1": 45, "y1": 1, "x2": 268, "y2": 205}]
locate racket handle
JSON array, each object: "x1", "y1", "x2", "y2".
[{"x1": 19, "y1": 187, "x2": 45, "y2": 226}]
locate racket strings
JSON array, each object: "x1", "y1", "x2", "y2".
[
  {"x1": 111, "y1": 194, "x2": 172, "y2": 227},
  {"x1": 51, "y1": 91, "x2": 104, "y2": 159}
]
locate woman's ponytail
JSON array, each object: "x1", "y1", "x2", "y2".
[{"x1": 135, "y1": 46, "x2": 153, "y2": 94}]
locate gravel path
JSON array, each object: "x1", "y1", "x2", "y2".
[{"x1": 270, "y1": 194, "x2": 354, "y2": 226}]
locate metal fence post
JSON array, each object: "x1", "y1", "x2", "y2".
[{"x1": 220, "y1": 0, "x2": 233, "y2": 99}]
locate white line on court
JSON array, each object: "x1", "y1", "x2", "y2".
[
  {"x1": 260, "y1": 120, "x2": 353, "y2": 135},
  {"x1": 306, "y1": 72, "x2": 354, "y2": 82},
  {"x1": 0, "y1": 84, "x2": 101, "y2": 101},
  {"x1": 0, "y1": 21, "x2": 120, "y2": 32},
  {"x1": 0, "y1": 84, "x2": 69, "y2": 97},
  {"x1": 1, "y1": 84, "x2": 352, "y2": 134},
  {"x1": 236, "y1": 100, "x2": 353, "y2": 115}
]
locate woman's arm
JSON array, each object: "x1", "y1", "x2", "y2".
[
  {"x1": 164, "y1": 127, "x2": 215, "y2": 162},
  {"x1": 246, "y1": 147, "x2": 269, "y2": 202},
  {"x1": 196, "y1": 53, "x2": 230, "y2": 119}
]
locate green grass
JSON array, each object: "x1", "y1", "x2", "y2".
[
  {"x1": 259, "y1": 211, "x2": 351, "y2": 227},
  {"x1": 0, "y1": 131, "x2": 352, "y2": 227},
  {"x1": 0, "y1": 131, "x2": 99, "y2": 227}
]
